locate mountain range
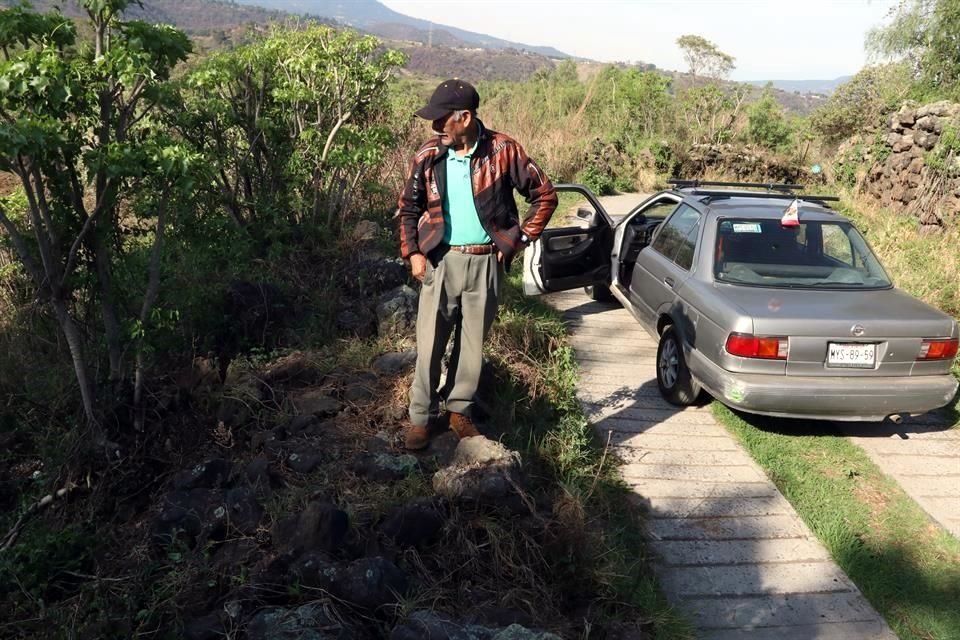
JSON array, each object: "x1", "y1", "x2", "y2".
[{"x1": 230, "y1": 0, "x2": 570, "y2": 58}]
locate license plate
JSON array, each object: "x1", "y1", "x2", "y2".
[{"x1": 827, "y1": 343, "x2": 876, "y2": 368}]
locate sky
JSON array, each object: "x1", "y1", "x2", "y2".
[{"x1": 379, "y1": 0, "x2": 899, "y2": 81}]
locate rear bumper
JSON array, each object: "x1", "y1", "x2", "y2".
[{"x1": 688, "y1": 350, "x2": 959, "y2": 422}]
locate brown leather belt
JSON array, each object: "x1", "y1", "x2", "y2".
[{"x1": 448, "y1": 244, "x2": 496, "y2": 255}]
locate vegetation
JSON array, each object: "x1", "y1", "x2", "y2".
[{"x1": 1, "y1": 0, "x2": 959, "y2": 636}]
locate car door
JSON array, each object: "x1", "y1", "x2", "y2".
[
  {"x1": 523, "y1": 183, "x2": 614, "y2": 295},
  {"x1": 629, "y1": 204, "x2": 702, "y2": 329}
]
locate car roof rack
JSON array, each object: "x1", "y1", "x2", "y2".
[
  {"x1": 666, "y1": 179, "x2": 839, "y2": 207},
  {"x1": 668, "y1": 179, "x2": 803, "y2": 191}
]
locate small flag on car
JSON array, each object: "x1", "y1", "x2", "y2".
[{"x1": 781, "y1": 198, "x2": 800, "y2": 227}]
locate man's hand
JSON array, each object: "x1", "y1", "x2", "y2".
[
  {"x1": 497, "y1": 251, "x2": 504, "y2": 263},
  {"x1": 410, "y1": 252, "x2": 427, "y2": 282}
]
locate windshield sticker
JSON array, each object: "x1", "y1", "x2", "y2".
[{"x1": 732, "y1": 223, "x2": 762, "y2": 233}]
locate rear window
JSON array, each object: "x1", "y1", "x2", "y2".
[{"x1": 714, "y1": 218, "x2": 892, "y2": 289}]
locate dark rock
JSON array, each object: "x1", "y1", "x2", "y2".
[
  {"x1": 183, "y1": 614, "x2": 225, "y2": 640},
  {"x1": 172, "y1": 458, "x2": 232, "y2": 491},
  {"x1": 262, "y1": 351, "x2": 320, "y2": 385},
  {"x1": 288, "y1": 414, "x2": 319, "y2": 433},
  {"x1": 381, "y1": 497, "x2": 446, "y2": 548},
  {"x1": 432, "y1": 437, "x2": 524, "y2": 504},
  {"x1": 151, "y1": 488, "x2": 223, "y2": 548},
  {"x1": 293, "y1": 391, "x2": 343, "y2": 417},
  {"x1": 376, "y1": 285, "x2": 418, "y2": 337},
  {"x1": 224, "y1": 486, "x2": 264, "y2": 535},
  {"x1": 333, "y1": 557, "x2": 409, "y2": 612},
  {"x1": 343, "y1": 381, "x2": 375, "y2": 403},
  {"x1": 390, "y1": 611, "x2": 561, "y2": 640},
  {"x1": 286, "y1": 447, "x2": 322, "y2": 473},
  {"x1": 251, "y1": 428, "x2": 287, "y2": 454},
  {"x1": 354, "y1": 257, "x2": 408, "y2": 294},
  {"x1": 245, "y1": 454, "x2": 271, "y2": 485},
  {"x1": 216, "y1": 396, "x2": 252, "y2": 427},
  {"x1": 210, "y1": 538, "x2": 259, "y2": 575},
  {"x1": 303, "y1": 419, "x2": 335, "y2": 438},
  {"x1": 350, "y1": 453, "x2": 419, "y2": 482},
  {"x1": 372, "y1": 351, "x2": 417, "y2": 377},
  {"x1": 246, "y1": 603, "x2": 356, "y2": 640},
  {"x1": 272, "y1": 501, "x2": 348, "y2": 554},
  {"x1": 337, "y1": 308, "x2": 376, "y2": 338},
  {"x1": 353, "y1": 220, "x2": 380, "y2": 241},
  {"x1": 289, "y1": 551, "x2": 341, "y2": 590},
  {"x1": 363, "y1": 434, "x2": 393, "y2": 454},
  {"x1": 897, "y1": 107, "x2": 916, "y2": 126}
]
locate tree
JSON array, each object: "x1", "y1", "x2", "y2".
[
  {"x1": 867, "y1": 0, "x2": 960, "y2": 94},
  {"x1": 0, "y1": 1, "x2": 193, "y2": 430},
  {"x1": 676, "y1": 34, "x2": 735, "y2": 80},
  {"x1": 175, "y1": 25, "x2": 405, "y2": 239},
  {"x1": 747, "y1": 87, "x2": 793, "y2": 150},
  {"x1": 810, "y1": 64, "x2": 911, "y2": 144}
]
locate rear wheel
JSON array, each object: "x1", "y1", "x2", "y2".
[
  {"x1": 584, "y1": 283, "x2": 616, "y2": 303},
  {"x1": 657, "y1": 325, "x2": 700, "y2": 406}
]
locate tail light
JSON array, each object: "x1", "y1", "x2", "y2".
[
  {"x1": 725, "y1": 333, "x2": 789, "y2": 360},
  {"x1": 917, "y1": 338, "x2": 959, "y2": 361}
]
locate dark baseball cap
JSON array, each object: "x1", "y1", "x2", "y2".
[{"x1": 414, "y1": 78, "x2": 480, "y2": 120}]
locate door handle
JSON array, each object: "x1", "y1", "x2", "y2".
[{"x1": 664, "y1": 276, "x2": 675, "y2": 288}]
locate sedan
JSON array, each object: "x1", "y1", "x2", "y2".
[{"x1": 523, "y1": 181, "x2": 959, "y2": 422}]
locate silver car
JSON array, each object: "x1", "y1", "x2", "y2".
[{"x1": 523, "y1": 181, "x2": 959, "y2": 422}]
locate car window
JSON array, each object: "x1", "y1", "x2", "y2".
[
  {"x1": 714, "y1": 218, "x2": 892, "y2": 289},
  {"x1": 822, "y1": 224, "x2": 853, "y2": 266},
  {"x1": 673, "y1": 218, "x2": 701, "y2": 270},
  {"x1": 637, "y1": 198, "x2": 680, "y2": 220},
  {"x1": 651, "y1": 204, "x2": 700, "y2": 268}
]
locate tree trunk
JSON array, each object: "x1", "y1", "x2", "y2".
[
  {"x1": 50, "y1": 297, "x2": 97, "y2": 426},
  {"x1": 91, "y1": 224, "x2": 124, "y2": 384}
]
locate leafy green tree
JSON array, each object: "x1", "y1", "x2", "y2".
[
  {"x1": 810, "y1": 63, "x2": 911, "y2": 144},
  {"x1": 0, "y1": 1, "x2": 192, "y2": 428},
  {"x1": 676, "y1": 34, "x2": 735, "y2": 80},
  {"x1": 176, "y1": 24, "x2": 405, "y2": 240},
  {"x1": 867, "y1": 0, "x2": 960, "y2": 95},
  {"x1": 747, "y1": 87, "x2": 793, "y2": 150}
]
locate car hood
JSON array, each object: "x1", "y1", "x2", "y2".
[{"x1": 714, "y1": 284, "x2": 956, "y2": 338}]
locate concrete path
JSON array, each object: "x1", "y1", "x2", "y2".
[
  {"x1": 838, "y1": 419, "x2": 960, "y2": 538},
  {"x1": 546, "y1": 290, "x2": 895, "y2": 639}
]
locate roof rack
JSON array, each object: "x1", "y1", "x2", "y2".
[
  {"x1": 691, "y1": 190, "x2": 840, "y2": 204},
  {"x1": 668, "y1": 179, "x2": 803, "y2": 191}
]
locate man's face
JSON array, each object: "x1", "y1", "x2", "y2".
[{"x1": 431, "y1": 111, "x2": 471, "y2": 147}]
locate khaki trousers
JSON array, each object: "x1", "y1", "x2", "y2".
[{"x1": 408, "y1": 250, "x2": 503, "y2": 427}]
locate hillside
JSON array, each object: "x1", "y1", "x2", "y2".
[{"x1": 231, "y1": 0, "x2": 571, "y2": 58}]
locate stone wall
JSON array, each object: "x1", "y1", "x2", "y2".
[{"x1": 862, "y1": 101, "x2": 960, "y2": 228}]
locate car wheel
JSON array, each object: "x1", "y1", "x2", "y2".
[
  {"x1": 584, "y1": 283, "x2": 616, "y2": 303},
  {"x1": 657, "y1": 325, "x2": 700, "y2": 406}
]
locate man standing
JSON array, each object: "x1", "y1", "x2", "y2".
[{"x1": 396, "y1": 79, "x2": 558, "y2": 450}]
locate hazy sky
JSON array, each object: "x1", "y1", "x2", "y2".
[{"x1": 380, "y1": 0, "x2": 899, "y2": 81}]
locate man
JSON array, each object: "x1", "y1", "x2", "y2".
[{"x1": 396, "y1": 78, "x2": 558, "y2": 450}]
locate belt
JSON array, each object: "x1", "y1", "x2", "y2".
[{"x1": 448, "y1": 244, "x2": 496, "y2": 255}]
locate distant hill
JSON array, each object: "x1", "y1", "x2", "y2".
[
  {"x1": 743, "y1": 77, "x2": 852, "y2": 96},
  {"x1": 229, "y1": 0, "x2": 571, "y2": 58}
]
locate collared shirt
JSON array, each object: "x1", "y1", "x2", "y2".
[{"x1": 443, "y1": 137, "x2": 491, "y2": 245}]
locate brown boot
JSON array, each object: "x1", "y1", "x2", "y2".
[
  {"x1": 403, "y1": 423, "x2": 430, "y2": 451},
  {"x1": 449, "y1": 412, "x2": 482, "y2": 439}
]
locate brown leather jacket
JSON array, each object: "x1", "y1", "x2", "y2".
[{"x1": 396, "y1": 121, "x2": 558, "y2": 267}]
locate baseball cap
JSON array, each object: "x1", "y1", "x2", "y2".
[{"x1": 414, "y1": 78, "x2": 480, "y2": 120}]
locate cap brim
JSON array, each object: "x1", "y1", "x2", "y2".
[{"x1": 414, "y1": 104, "x2": 452, "y2": 120}]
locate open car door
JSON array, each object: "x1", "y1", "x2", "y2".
[{"x1": 523, "y1": 183, "x2": 614, "y2": 295}]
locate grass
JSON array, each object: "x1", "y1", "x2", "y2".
[
  {"x1": 716, "y1": 406, "x2": 960, "y2": 640},
  {"x1": 487, "y1": 270, "x2": 694, "y2": 639}
]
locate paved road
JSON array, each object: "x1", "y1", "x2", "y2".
[{"x1": 547, "y1": 290, "x2": 894, "y2": 639}]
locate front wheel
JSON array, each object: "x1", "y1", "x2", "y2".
[{"x1": 657, "y1": 325, "x2": 700, "y2": 406}]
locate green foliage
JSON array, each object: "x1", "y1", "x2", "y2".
[
  {"x1": 746, "y1": 88, "x2": 793, "y2": 150},
  {"x1": 924, "y1": 122, "x2": 960, "y2": 175},
  {"x1": 810, "y1": 64, "x2": 911, "y2": 144},
  {"x1": 868, "y1": 0, "x2": 960, "y2": 98},
  {"x1": 0, "y1": 524, "x2": 95, "y2": 601},
  {"x1": 676, "y1": 34, "x2": 735, "y2": 79},
  {"x1": 677, "y1": 82, "x2": 748, "y2": 145}
]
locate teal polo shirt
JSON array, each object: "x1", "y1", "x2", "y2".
[{"x1": 443, "y1": 139, "x2": 491, "y2": 245}]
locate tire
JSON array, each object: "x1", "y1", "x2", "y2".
[
  {"x1": 656, "y1": 325, "x2": 701, "y2": 406},
  {"x1": 584, "y1": 283, "x2": 616, "y2": 303}
]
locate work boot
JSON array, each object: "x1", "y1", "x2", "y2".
[
  {"x1": 402, "y1": 423, "x2": 430, "y2": 451},
  {"x1": 449, "y1": 412, "x2": 482, "y2": 439}
]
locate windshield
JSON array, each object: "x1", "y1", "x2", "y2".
[{"x1": 714, "y1": 218, "x2": 892, "y2": 289}]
